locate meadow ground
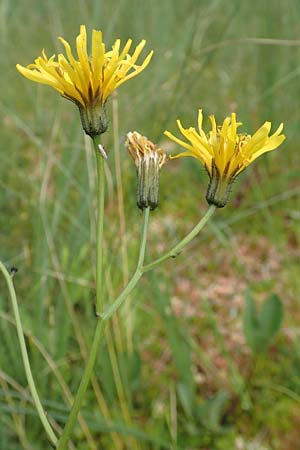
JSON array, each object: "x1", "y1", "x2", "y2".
[{"x1": 1, "y1": 0, "x2": 300, "y2": 449}]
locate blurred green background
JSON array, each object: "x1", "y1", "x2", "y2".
[{"x1": 1, "y1": 0, "x2": 300, "y2": 449}]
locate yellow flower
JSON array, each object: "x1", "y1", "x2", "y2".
[
  {"x1": 165, "y1": 110, "x2": 285, "y2": 207},
  {"x1": 16, "y1": 25, "x2": 153, "y2": 137},
  {"x1": 126, "y1": 131, "x2": 166, "y2": 210}
]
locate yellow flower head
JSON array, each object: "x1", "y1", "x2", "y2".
[
  {"x1": 126, "y1": 131, "x2": 166, "y2": 210},
  {"x1": 165, "y1": 110, "x2": 285, "y2": 207},
  {"x1": 16, "y1": 25, "x2": 153, "y2": 137}
]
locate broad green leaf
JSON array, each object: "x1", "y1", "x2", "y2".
[{"x1": 243, "y1": 292, "x2": 283, "y2": 353}]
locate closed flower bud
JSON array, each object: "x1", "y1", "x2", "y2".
[{"x1": 126, "y1": 132, "x2": 166, "y2": 210}]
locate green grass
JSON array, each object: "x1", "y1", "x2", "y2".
[{"x1": 1, "y1": 0, "x2": 300, "y2": 448}]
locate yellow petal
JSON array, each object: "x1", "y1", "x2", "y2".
[
  {"x1": 91, "y1": 29, "x2": 104, "y2": 90},
  {"x1": 164, "y1": 130, "x2": 195, "y2": 153},
  {"x1": 209, "y1": 114, "x2": 217, "y2": 140},
  {"x1": 58, "y1": 36, "x2": 78, "y2": 67},
  {"x1": 229, "y1": 113, "x2": 237, "y2": 141},
  {"x1": 16, "y1": 64, "x2": 63, "y2": 92},
  {"x1": 118, "y1": 39, "x2": 133, "y2": 62},
  {"x1": 126, "y1": 39, "x2": 145, "y2": 65},
  {"x1": 197, "y1": 109, "x2": 203, "y2": 131},
  {"x1": 106, "y1": 50, "x2": 153, "y2": 97},
  {"x1": 164, "y1": 129, "x2": 211, "y2": 166},
  {"x1": 76, "y1": 25, "x2": 90, "y2": 91},
  {"x1": 249, "y1": 134, "x2": 285, "y2": 161},
  {"x1": 242, "y1": 121, "x2": 271, "y2": 157},
  {"x1": 170, "y1": 151, "x2": 203, "y2": 161}
]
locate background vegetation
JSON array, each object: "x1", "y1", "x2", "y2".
[{"x1": 1, "y1": 0, "x2": 300, "y2": 448}]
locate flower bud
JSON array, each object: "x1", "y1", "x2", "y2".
[{"x1": 126, "y1": 132, "x2": 166, "y2": 210}]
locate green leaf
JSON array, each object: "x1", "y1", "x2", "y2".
[
  {"x1": 196, "y1": 390, "x2": 230, "y2": 432},
  {"x1": 177, "y1": 381, "x2": 194, "y2": 418},
  {"x1": 243, "y1": 292, "x2": 283, "y2": 354},
  {"x1": 260, "y1": 293, "x2": 283, "y2": 341}
]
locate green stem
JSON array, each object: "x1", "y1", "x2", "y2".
[
  {"x1": 102, "y1": 207, "x2": 150, "y2": 321},
  {"x1": 56, "y1": 207, "x2": 150, "y2": 449},
  {"x1": 0, "y1": 261, "x2": 58, "y2": 446},
  {"x1": 102, "y1": 206, "x2": 215, "y2": 320},
  {"x1": 56, "y1": 319, "x2": 105, "y2": 450},
  {"x1": 93, "y1": 136, "x2": 105, "y2": 315},
  {"x1": 142, "y1": 205, "x2": 216, "y2": 272}
]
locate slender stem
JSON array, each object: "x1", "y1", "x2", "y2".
[
  {"x1": 57, "y1": 204, "x2": 212, "y2": 446},
  {"x1": 56, "y1": 207, "x2": 150, "y2": 449},
  {"x1": 137, "y1": 208, "x2": 150, "y2": 269},
  {"x1": 142, "y1": 205, "x2": 216, "y2": 272},
  {"x1": 0, "y1": 261, "x2": 58, "y2": 446},
  {"x1": 102, "y1": 207, "x2": 150, "y2": 321},
  {"x1": 112, "y1": 93, "x2": 133, "y2": 354},
  {"x1": 93, "y1": 136, "x2": 105, "y2": 315},
  {"x1": 102, "y1": 206, "x2": 215, "y2": 320},
  {"x1": 56, "y1": 319, "x2": 105, "y2": 450}
]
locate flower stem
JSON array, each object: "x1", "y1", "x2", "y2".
[
  {"x1": 102, "y1": 206, "x2": 215, "y2": 320},
  {"x1": 142, "y1": 205, "x2": 216, "y2": 272},
  {"x1": 101, "y1": 207, "x2": 150, "y2": 321},
  {"x1": 0, "y1": 261, "x2": 58, "y2": 446},
  {"x1": 56, "y1": 318, "x2": 105, "y2": 450},
  {"x1": 93, "y1": 136, "x2": 106, "y2": 316},
  {"x1": 56, "y1": 207, "x2": 150, "y2": 449}
]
